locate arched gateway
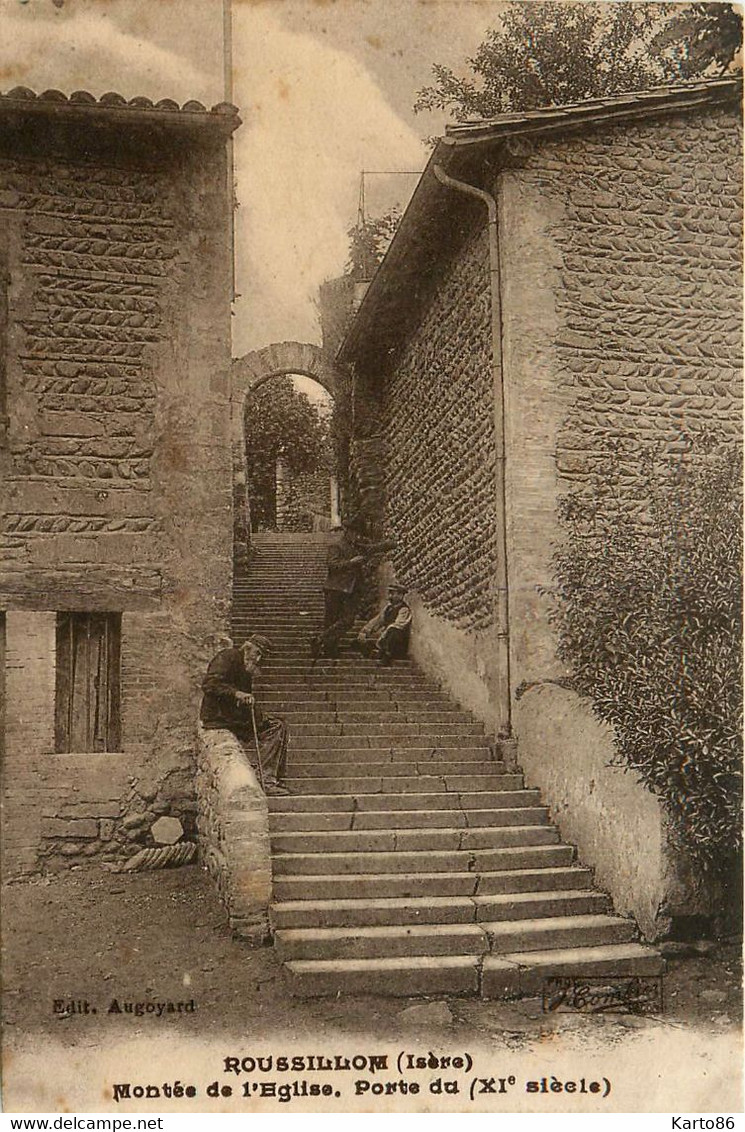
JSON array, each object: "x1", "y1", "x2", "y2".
[{"x1": 231, "y1": 342, "x2": 344, "y2": 561}]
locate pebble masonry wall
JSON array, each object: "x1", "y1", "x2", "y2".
[
  {"x1": 361, "y1": 102, "x2": 742, "y2": 928},
  {"x1": 196, "y1": 726, "x2": 271, "y2": 941},
  {"x1": 2, "y1": 161, "x2": 167, "y2": 504},
  {"x1": 510, "y1": 106, "x2": 743, "y2": 512},
  {"x1": 382, "y1": 223, "x2": 498, "y2": 632},
  {"x1": 0, "y1": 127, "x2": 234, "y2": 876}
]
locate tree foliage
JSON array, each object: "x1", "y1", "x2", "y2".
[
  {"x1": 549, "y1": 443, "x2": 743, "y2": 890},
  {"x1": 414, "y1": 2, "x2": 742, "y2": 120},
  {"x1": 347, "y1": 207, "x2": 402, "y2": 279},
  {"x1": 652, "y1": 2, "x2": 743, "y2": 78},
  {"x1": 244, "y1": 378, "x2": 331, "y2": 530}
]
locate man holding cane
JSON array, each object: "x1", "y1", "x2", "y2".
[{"x1": 200, "y1": 634, "x2": 291, "y2": 796}]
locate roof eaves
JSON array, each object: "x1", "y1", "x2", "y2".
[
  {"x1": 337, "y1": 138, "x2": 454, "y2": 365},
  {"x1": 445, "y1": 76, "x2": 741, "y2": 145},
  {"x1": 0, "y1": 87, "x2": 241, "y2": 133},
  {"x1": 337, "y1": 76, "x2": 742, "y2": 368}
]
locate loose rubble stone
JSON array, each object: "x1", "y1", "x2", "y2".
[
  {"x1": 122, "y1": 813, "x2": 148, "y2": 831},
  {"x1": 151, "y1": 816, "x2": 184, "y2": 845}
]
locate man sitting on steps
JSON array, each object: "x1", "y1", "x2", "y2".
[
  {"x1": 200, "y1": 634, "x2": 292, "y2": 796},
  {"x1": 354, "y1": 583, "x2": 412, "y2": 665}
]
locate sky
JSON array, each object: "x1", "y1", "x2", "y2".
[{"x1": 0, "y1": 0, "x2": 507, "y2": 355}]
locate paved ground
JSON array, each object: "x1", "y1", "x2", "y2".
[{"x1": 2, "y1": 863, "x2": 741, "y2": 1048}]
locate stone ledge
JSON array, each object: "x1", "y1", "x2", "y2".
[{"x1": 196, "y1": 724, "x2": 271, "y2": 944}]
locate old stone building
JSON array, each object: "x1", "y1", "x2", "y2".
[
  {"x1": 0, "y1": 88, "x2": 239, "y2": 876},
  {"x1": 339, "y1": 77, "x2": 742, "y2": 937}
]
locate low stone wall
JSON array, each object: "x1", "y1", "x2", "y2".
[
  {"x1": 514, "y1": 685, "x2": 712, "y2": 941},
  {"x1": 196, "y1": 726, "x2": 272, "y2": 942}
]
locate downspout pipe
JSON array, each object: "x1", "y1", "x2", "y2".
[{"x1": 433, "y1": 163, "x2": 512, "y2": 739}]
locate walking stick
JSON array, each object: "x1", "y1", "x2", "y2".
[{"x1": 249, "y1": 699, "x2": 267, "y2": 792}]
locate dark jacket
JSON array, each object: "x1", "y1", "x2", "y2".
[
  {"x1": 325, "y1": 530, "x2": 395, "y2": 594},
  {"x1": 200, "y1": 647, "x2": 255, "y2": 732},
  {"x1": 325, "y1": 532, "x2": 363, "y2": 595}
]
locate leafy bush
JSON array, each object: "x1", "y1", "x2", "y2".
[{"x1": 549, "y1": 443, "x2": 743, "y2": 888}]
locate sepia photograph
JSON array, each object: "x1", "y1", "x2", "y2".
[{"x1": 0, "y1": 0, "x2": 742, "y2": 1117}]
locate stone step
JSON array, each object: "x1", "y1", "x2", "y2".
[
  {"x1": 267, "y1": 789, "x2": 542, "y2": 813},
  {"x1": 232, "y1": 595, "x2": 324, "y2": 602},
  {"x1": 268, "y1": 806, "x2": 549, "y2": 834},
  {"x1": 481, "y1": 943, "x2": 665, "y2": 998},
  {"x1": 269, "y1": 806, "x2": 547, "y2": 833},
  {"x1": 283, "y1": 955, "x2": 481, "y2": 997},
  {"x1": 263, "y1": 694, "x2": 460, "y2": 709},
  {"x1": 232, "y1": 605, "x2": 320, "y2": 610},
  {"x1": 275, "y1": 914, "x2": 635, "y2": 961},
  {"x1": 287, "y1": 746, "x2": 494, "y2": 763},
  {"x1": 232, "y1": 609, "x2": 322, "y2": 615},
  {"x1": 482, "y1": 913, "x2": 637, "y2": 955},
  {"x1": 231, "y1": 606, "x2": 322, "y2": 616},
  {"x1": 282, "y1": 942, "x2": 664, "y2": 998},
  {"x1": 272, "y1": 865, "x2": 595, "y2": 902},
  {"x1": 277, "y1": 922, "x2": 487, "y2": 960},
  {"x1": 280, "y1": 710, "x2": 477, "y2": 725},
  {"x1": 232, "y1": 631, "x2": 322, "y2": 640},
  {"x1": 270, "y1": 824, "x2": 560, "y2": 856},
  {"x1": 267, "y1": 672, "x2": 434, "y2": 684},
  {"x1": 284, "y1": 773, "x2": 523, "y2": 795},
  {"x1": 292, "y1": 724, "x2": 484, "y2": 742},
  {"x1": 272, "y1": 842, "x2": 575, "y2": 876},
  {"x1": 290, "y1": 735, "x2": 492, "y2": 750},
  {"x1": 286, "y1": 760, "x2": 499, "y2": 780},
  {"x1": 231, "y1": 631, "x2": 323, "y2": 641},
  {"x1": 231, "y1": 597, "x2": 324, "y2": 604},
  {"x1": 257, "y1": 669, "x2": 432, "y2": 679},
  {"x1": 262, "y1": 660, "x2": 422, "y2": 672},
  {"x1": 230, "y1": 620, "x2": 323, "y2": 629},
  {"x1": 261, "y1": 668, "x2": 438, "y2": 680},
  {"x1": 272, "y1": 888, "x2": 609, "y2": 929},
  {"x1": 267, "y1": 692, "x2": 466, "y2": 710}
]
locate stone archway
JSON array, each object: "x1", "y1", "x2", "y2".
[{"x1": 231, "y1": 342, "x2": 345, "y2": 562}]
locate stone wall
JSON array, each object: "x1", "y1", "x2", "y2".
[
  {"x1": 196, "y1": 726, "x2": 271, "y2": 941},
  {"x1": 495, "y1": 104, "x2": 742, "y2": 934},
  {"x1": 382, "y1": 222, "x2": 498, "y2": 633},
  {"x1": 507, "y1": 106, "x2": 743, "y2": 511},
  {"x1": 514, "y1": 686, "x2": 712, "y2": 940},
  {"x1": 0, "y1": 114, "x2": 235, "y2": 877},
  {"x1": 365, "y1": 101, "x2": 741, "y2": 933}
]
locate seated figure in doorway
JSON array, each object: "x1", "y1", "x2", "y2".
[
  {"x1": 200, "y1": 634, "x2": 291, "y2": 796},
  {"x1": 355, "y1": 583, "x2": 412, "y2": 665}
]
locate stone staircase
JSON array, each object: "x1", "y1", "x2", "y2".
[{"x1": 232, "y1": 532, "x2": 663, "y2": 997}]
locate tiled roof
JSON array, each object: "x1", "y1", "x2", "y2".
[
  {"x1": 338, "y1": 76, "x2": 742, "y2": 366},
  {"x1": 0, "y1": 86, "x2": 240, "y2": 131},
  {"x1": 444, "y1": 76, "x2": 741, "y2": 145}
]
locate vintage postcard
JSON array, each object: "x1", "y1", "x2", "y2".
[{"x1": 0, "y1": 0, "x2": 742, "y2": 1117}]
